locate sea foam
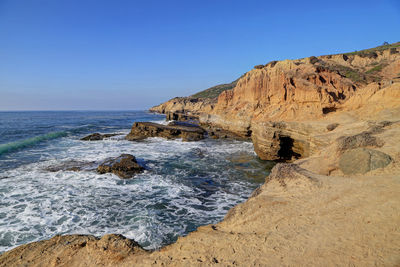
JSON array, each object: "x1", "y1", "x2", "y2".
[{"x1": 0, "y1": 136, "x2": 269, "y2": 252}]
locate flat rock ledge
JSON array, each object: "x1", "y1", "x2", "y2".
[
  {"x1": 97, "y1": 154, "x2": 144, "y2": 178},
  {"x1": 126, "y1": 122, "x2": 206, "y2": 142}
]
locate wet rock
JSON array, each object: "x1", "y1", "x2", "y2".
[
  {"x1": 81, "y1": 133, "x2": 120, "y2": 141},
  {"x1": 125, "y1": 122, "x2": 205, "y2": 142},
  {"x1": 339, "y1": 148, "x2": 392, "y2": 175},
  {"x1": 97, "y1": 154, "x2": 144, "y2": 178},
  {"x1": 190, "y1": 148, "x2": 205, "y2": 158},
  {"x1": 45, "y1": 160, "x2": 97, "y2": 172}
]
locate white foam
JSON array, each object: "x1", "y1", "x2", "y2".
[{"x1": 0, "y1": 136, "x2": 267, "y2": 252}]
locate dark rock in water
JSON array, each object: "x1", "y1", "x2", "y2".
[
  {"x1": 97, "y1": 154, "x2": 144, "y2": 178},
  {"x1": 45, "y1": 160, "x2": 97, "y2": 172},
  {"x1": 125, "y1": 122, "x2": 205, "y2": 142},
  {"x1": 81, "y1": 133, "x2": 120, "y2": 141},
  {"x1": 190, "y1": 148, "x2": 205, "y2": 158},
  {"x1": 339, "y1": 148, "x2": 392, "y2": 175}
]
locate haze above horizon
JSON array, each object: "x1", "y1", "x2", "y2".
[{"x1": 0, "y1": 0, "x2": 399, "y2": 111}]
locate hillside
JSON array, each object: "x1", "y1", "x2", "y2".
[{"x1": 191, "y1": 77, "x2": 241, "y2": 99}]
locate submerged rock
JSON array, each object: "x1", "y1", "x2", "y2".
[
  {"x1": 126, "y1": 122, "x2": 205, "y2": 142},
  {"x1": 45, "y1": 160, "x2": 97, "y2": 172},
  {"x1": 97, "y1": 154, "x2": 144, "y2": 178},
  {"x1": 339, "y1": 148, "x2": 392, "y2": 175},
  {"x1": 81, "y1": 133, "x2": 120, "y2": 141}
]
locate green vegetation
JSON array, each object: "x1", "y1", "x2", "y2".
[
  {"x1": 326, "y1": 64, "x2": 365, "y2": 83},
  {"x1": 191, "y1": 80, "x2": 238, "y2": 98},
  {"x1": 366, "y1": 64, "x2": 384, "y2": 74},
  {"x1": 344, "y1": 42, "x2": 400, "y2": 57},
  {"x1": 191, "y1": 74, "x2": 246, "y2": 99},
  {"x1": 343, "y1": 69, "x2": 364, "y2": 83}
]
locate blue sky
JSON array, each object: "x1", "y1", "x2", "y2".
[{"x1": 0, "y1": 0, "x2": 399, "y2": 110}]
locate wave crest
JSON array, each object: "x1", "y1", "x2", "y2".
[{"x1": 0, "y1": 131, "x2": 68, "y2": 156}]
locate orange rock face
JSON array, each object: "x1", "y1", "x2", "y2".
[
  {"x1": 152, "y1": 45, "x2": 400, "y2": 160},
  {"x1": 204, "y1": 48, "x2": 400, "y2": 159}
]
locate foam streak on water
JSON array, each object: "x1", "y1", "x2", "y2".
[{"x1": 0, "y1": 111, "x2": 271, "y2": 252}]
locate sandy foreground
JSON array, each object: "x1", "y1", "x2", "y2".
[{"x1": 0, "y1": 104, "x2": 399, "y2": 267}]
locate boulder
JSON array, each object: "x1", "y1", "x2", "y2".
[
  {"x1": 125, "y1": 122, "x2": 205, "y2": 142},
  {"x1": 81, "y1": 133, "x2": 119, "y2": 141},
  {"x1": 97, "y1": 154, "x2": 144, "y2": 178},
  {"x1": 326, "y1": 123, "x2": 339, "y2": 131},
  {"x1": 339, "y1": 148, "x2": 392, "y2": 175}
]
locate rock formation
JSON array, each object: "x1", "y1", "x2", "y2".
[
  {"x1": 97, "y1": 154, "x2": 144, "y2": 178},
  {"x1": 151, "y1": 43, "x2": 400, "y2": 162},
  {"x1": 45, "y1": 160, "x2": 97, "y2": 172},
  {"x1": 149, "y1": 97, "x2": 215, "y2": 115},
  {"x1": 125, "y1": 122, "x2": 206, "y2": 142},
  {"x1": 81, "y1": 133, "x2": 120, "y2": 141},
  {"x1": 0, "y1": 234, "x2": 145, "y2": 267}
]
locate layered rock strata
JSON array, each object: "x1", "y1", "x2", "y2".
[{"x1": 152, "y1": 44, "x2": 400, "y2": 161}]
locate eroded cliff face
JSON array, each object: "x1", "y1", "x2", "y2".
[
  {"x1": 149, "y1": 97, "x2": 215, "y2": 115},
  {"x1": 152, "y1": 45, "x2": 400, "y2": 160}
]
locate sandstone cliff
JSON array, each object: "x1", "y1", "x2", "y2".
[{"x1": 152, "y1": 43, "x2": 400, "y2": 160}]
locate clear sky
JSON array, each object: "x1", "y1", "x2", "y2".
[{"x1": 0, "y1": 0, "x2": 399, "y2": 110}]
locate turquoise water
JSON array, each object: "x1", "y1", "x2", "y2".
[{"x1": 0, "y1": 111, "x2": 272, "y2": 252}]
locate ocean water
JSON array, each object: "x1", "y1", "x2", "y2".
[{"x1": 0, "y1": 111, "x2": 273, "y2": 252}]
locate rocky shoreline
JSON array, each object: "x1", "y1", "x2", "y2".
[{"x1": 1, "y1": 43, "x2": 400, "y2": 266}]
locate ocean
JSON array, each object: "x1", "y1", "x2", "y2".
[{"x1": 0, "y1": 111, "x2": 273, "y2": 252}]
